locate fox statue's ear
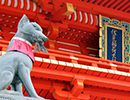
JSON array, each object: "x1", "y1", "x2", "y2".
[{"x1": 18, "y1": 14, "x2": 30, "y2": 29}]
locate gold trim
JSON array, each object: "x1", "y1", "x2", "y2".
[
  {"x1": 99, "y1": 15, "x2": 102, "y2": 27},
  {"x1": 99, "y1": 15, "x2": 103, "y2": 58},
  {"x1": 99, "y1": 49, "x2": 102, "y2": 57},
  {"x1": 99, "y1": 37, "x2": 102, "y2": 48},
  {"x1": 65, "y1": 3, "x2": 75, "y2": 16},
  {"x1": 99, "y1": 28, "x2": 103, "y2": 48},
  {"x1": 105, "y1": 25, "x2": 107, "y2": 60},
  {"x1": 105, "y1": 24, "x2": 124, "y2": 62},
  {"x1": 122, "y1": 28, "x2": 124, "y2": 62},
  {"x1": 99, "y1": 28, "x2": 102, "y2": 36}
]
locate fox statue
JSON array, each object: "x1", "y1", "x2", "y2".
[{"x1": 0, "y1": 15, "x2": 48, "y2": 100}]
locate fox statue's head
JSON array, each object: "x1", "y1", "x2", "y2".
[{"x1": 16, "y1": 14, "x2": 48, "y2": 52}]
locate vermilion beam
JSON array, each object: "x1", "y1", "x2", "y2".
[
  {"x1": 99, "y1": 0, "x2": 109, "y2": 6},
  {"x1": 0, "y1": 6, "x2": 51, "y2": 29},
  {"x1": 53, "y1": 86, "x2": 130, "y2": 100},
  {"x1": 36, "y1": 0, "x2": 53, "y2": 12},
  {"x1": 53, "y1": 89, "x2": 90, "y2": 100},
  {"x1": 0, "y1": 5, "x2": 36, "y2": 19},
  {"x1": 67, "y1": 22, "x2": 98, "y2": 33},
  {"x1": 67, "y1": 0, "x2": 130, "y2": 22},
  {"x1": 84, "y1": 86, "x2": 130, "y2": 99},
  {"x1": 110, "y1": 0, "x2": 123, "y2": 8},
  {"x1": 32, "y1": 67, "x2": 130, "y2": 91},
  {"x1": 94, "y1": 0, "x2": 103, "y2": 5},
  {"x1": 116, "y1": 0, "x2": 129, "y2": 10},
  {"x1": 123, "y1": 6, "x2": 130, "y2": 12},
  {"x1": 104, "y1": 0, "x2": 114, "y2": 7},
  {"x1": 71, "y1": 79, "x2": 84, "y2": 97},
  {"x1": 1, "y1": 39, "x2": 130, "y2": 71},
  {"x1": 29, "y1": 77, "x2": 130, "y2": 99},
  {"x1": 31, "y1": 78, "x2": 52, "y2": 90}
]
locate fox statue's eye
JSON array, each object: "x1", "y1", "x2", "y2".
[
  {"x1": 32, "y1": 25, "x2": 40, "y2": 31},
  {"x1": 31, "y1": 22, "x2": 43, "y2": 32}
]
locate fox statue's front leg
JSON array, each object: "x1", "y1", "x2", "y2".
[
  {"x1": 0, "y1": 53, "x2": 15, "y2": 90},
  {"x1": 11, "y1": 76, "x2": 23, "y2": 95},
  {"x1": 17, "y1": 62, "x2": 45, "y2": 99},
  {"x1": 0, "y1": 70, "x2": 14, "y2": 90}
]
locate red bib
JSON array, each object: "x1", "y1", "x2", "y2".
[{"x1": 7, "y1": 37, "x2": 35, "y2": 62}]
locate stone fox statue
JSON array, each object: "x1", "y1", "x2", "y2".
[{"x1": 0, "y1": 15, "x2": 48, "y2": 99}]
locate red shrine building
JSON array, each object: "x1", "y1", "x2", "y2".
[{"x1": 0, "y1": 0, "x2": 130, "y2": 100}]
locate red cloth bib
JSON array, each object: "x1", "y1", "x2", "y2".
[{"x1": 7, "y1": 38, "x2": 35, "y2": 62}]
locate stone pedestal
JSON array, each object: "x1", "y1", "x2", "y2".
[{"x1": 0, "y1": 90, "x2": 42, "y2": 100}]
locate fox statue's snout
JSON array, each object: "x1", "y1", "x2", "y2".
[{"x1": 17, "y1": 14, "x2": 48, "y2": 52}]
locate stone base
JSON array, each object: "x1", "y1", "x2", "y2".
[{"x1": 0, "y1": 90, "x2": 43, "y2": 100}]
